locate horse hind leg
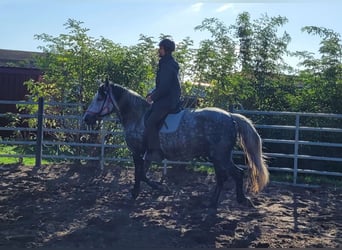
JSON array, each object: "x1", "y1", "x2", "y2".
[
  {"x1": 131, "y1": 154, "x2": 145, "y2": 199},
  {"x1": 228, "y1": 163, "x2": 255, "y2": 207}
]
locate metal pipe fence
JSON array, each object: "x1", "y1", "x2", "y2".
[{"x1": 0, "y1": 99, "x2": 341, "y2": 186}]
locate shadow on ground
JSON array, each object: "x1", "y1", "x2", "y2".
[{"x1": 0, "y1": 163, "x2": 340, "y2": 248}]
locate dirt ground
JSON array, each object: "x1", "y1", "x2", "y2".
[{"x1": 0, "y1": 163, "x2": 341, "y2": 248}]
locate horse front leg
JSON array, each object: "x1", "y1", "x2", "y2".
[
  {"x1": 131, "y1": 155, "x2": 164, "y2": 199},
  {"x1": 141, "y1": 159, "x2": 165, "y2": 191}
]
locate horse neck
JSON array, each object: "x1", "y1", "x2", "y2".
[{"x1": 112, "y1": 85, "x2": 148, "y2": 128}]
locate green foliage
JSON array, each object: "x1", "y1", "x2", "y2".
[
  {"x1": 26, "y1": 15, "x2": 341, "y2": 114},
  {"x1": 293, "y1": 26, "x2": 342, "y2": 113},
  {"x1": 18, "y1": 19, "x2": 161, "y2": 162},
  {"x1": 194, "y1": 18, "x2": 237, "y2": 85}
]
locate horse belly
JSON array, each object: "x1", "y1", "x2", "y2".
[
  {"x1": 160, "y1": 124, "x2": 210, "y2": 161},
  {"x1": 160, "y1": 110, "x2": 236, "y2": 160}
]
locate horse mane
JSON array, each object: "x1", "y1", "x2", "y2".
[{"x1": 111, "y1": 83, "x2": 150, "y2": 119}]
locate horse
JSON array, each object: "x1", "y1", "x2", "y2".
[{"x1": 83, "y1": 81, "x2": 269, "y2": 208}]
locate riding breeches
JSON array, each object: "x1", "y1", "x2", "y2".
[{"x1": 143, "y1": 108, "x2": 169, "y2": 151}]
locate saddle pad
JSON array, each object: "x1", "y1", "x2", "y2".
[{"x1": 160, "y1": 110, "x2": 185, "y2": 133}]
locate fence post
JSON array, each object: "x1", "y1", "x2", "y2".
[
  {"x1": 100, "y1": 128, "x2": 105, "y2": 170},
  {"x1": 33, "y1": 97, "x2": 44, "y2": 172},
  {"x1": 293, "y1": 114, "x2": 300, "y2": 185}
]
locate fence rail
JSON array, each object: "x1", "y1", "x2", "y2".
[{"x1": 0, "y1": 99, "x2": 341, "y2": 186}]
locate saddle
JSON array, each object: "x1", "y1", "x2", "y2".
[
  {"x1": 160, "y1": 109, "x2": 185, "y2": 133},
  {"x1": 144, "y1": 107, "x2": 185, "y2": 134}
]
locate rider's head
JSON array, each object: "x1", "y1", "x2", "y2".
[{"x1": 158, "y1": 38, "x2": 175, "y2": 56}]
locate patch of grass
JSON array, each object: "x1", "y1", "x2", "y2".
[
  {"x1": 298, "y1": 174, "x2": 342, "y2": 187},
  {"x1": 191, "y1": 164, "x2": 215, "y2": 174},
  {"x1": 0, "y1": 145, "x2": 20, "y2": 164},
  {"x1": 0, "y1": 145, "x2": 49, "y2": 166},
  {"x1": 0, "y1": 145, "x2": 16, "y2": 154},
  {"x1": 270, "y1": 172, "x2": 294, "y2": 183},
  {"x1": 270, "y1": 171, "x2": 342, "y2": 187}
]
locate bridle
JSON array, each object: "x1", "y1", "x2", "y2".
[{"x1": 88, "y1": 83, "x2": 118, "y2": 118}]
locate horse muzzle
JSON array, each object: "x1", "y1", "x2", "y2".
[{"x1": 83, "y1": 113, "x2": 98, "y2": 126}]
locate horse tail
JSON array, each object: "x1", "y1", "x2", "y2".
[{"x1": 232, "y1": 113, "x2": 269, "y2": 194}]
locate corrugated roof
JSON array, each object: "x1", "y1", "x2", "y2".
[{"x1": 0, "y1": 49, "x2": 42, "y2": 68}]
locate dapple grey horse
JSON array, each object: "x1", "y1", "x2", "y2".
[{"x1": 83, "y1": 81, "x2": 269, "y2": 208}]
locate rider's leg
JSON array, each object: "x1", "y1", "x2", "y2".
[{"x1": 143, "y1": 109, "x2": 167, "y2": 162}]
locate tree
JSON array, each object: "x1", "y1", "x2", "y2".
[
  {"x1": 194, "y1": 14, "x2": 292, "y2": 110},
  {"x1": 25, "y1": 16, "x2": 341, "y2": 114},
  {"x1": 194, "y1": 18, "x2": 237, "y2": 84},
  {"x1": 194, "y1": 18, "x2": 237, "y2": 108},
  {"x1": 249, "y1": 14, "x2": 291, "y2": 109},
  {"x1": 301, "y1": 26, "x2": 341, "y2": 83},
  {"x1": 173, "y1": 36, "x2": 195, "y2": 83},
  {"x1": 294, "y1": 26, "x2": 342, "y2": 113},
  {"x1": 31, "y1": 19, "x2": 100, "y2": 103},
  {"x1": 233, "y1": 12, "x2": 253, "y2": 74}
]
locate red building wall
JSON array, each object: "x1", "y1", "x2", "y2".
[{"x1": 0, "y1": 67, "x2": 42, "y2": 137}]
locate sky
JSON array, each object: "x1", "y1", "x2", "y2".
[{"x1": 1, "y1": 0, "x2": 341, "y2": 67}]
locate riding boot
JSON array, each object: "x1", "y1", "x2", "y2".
[{"x1": 143, "y1": 107, "x2": 167, "y2": 163}]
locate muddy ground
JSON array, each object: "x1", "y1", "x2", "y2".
[{"x1": 0, "y1": 163, "x2": 341, "y2": 248}]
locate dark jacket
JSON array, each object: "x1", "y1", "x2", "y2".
[{"x1": 150, "y1": 54, "x2": 181, "y2": 111}]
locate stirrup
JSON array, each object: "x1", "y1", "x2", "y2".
[{"x1": 143, "y1": 151, "x2": 148, "y2": 161}]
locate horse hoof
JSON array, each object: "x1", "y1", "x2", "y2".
[
  {"x1": 208, "y1": 199, "x2": 218, "y2": 209},
  {"x1": 238, "y1": 197, "x2": 256, "y2": 208},
  {"x1": 207, "y1": 206, "x2": 218, "y2": 217},
  {"x1": 159, "y1": 183, "x2": 171, "y2": 194},
  {"x1": 149, "y1": 181, "x2": 165, "y2": 191},
  {"x1": 246, "y1": 198, "x2": 256, "y2": 208},
  {"x1": 131, "y1": 189, "x2": 139, "y2": 200}
]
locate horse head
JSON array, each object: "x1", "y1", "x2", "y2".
[
  {"x1": 83, "y1": 80, "x2": 118, "y2": 126},
  {"x1": 83, "y1": 80, "x2": 148, "y2": 127}
]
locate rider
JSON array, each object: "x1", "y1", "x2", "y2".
[{"x1": 143, "y1": 38, "x2": 181, "y2": 162}]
